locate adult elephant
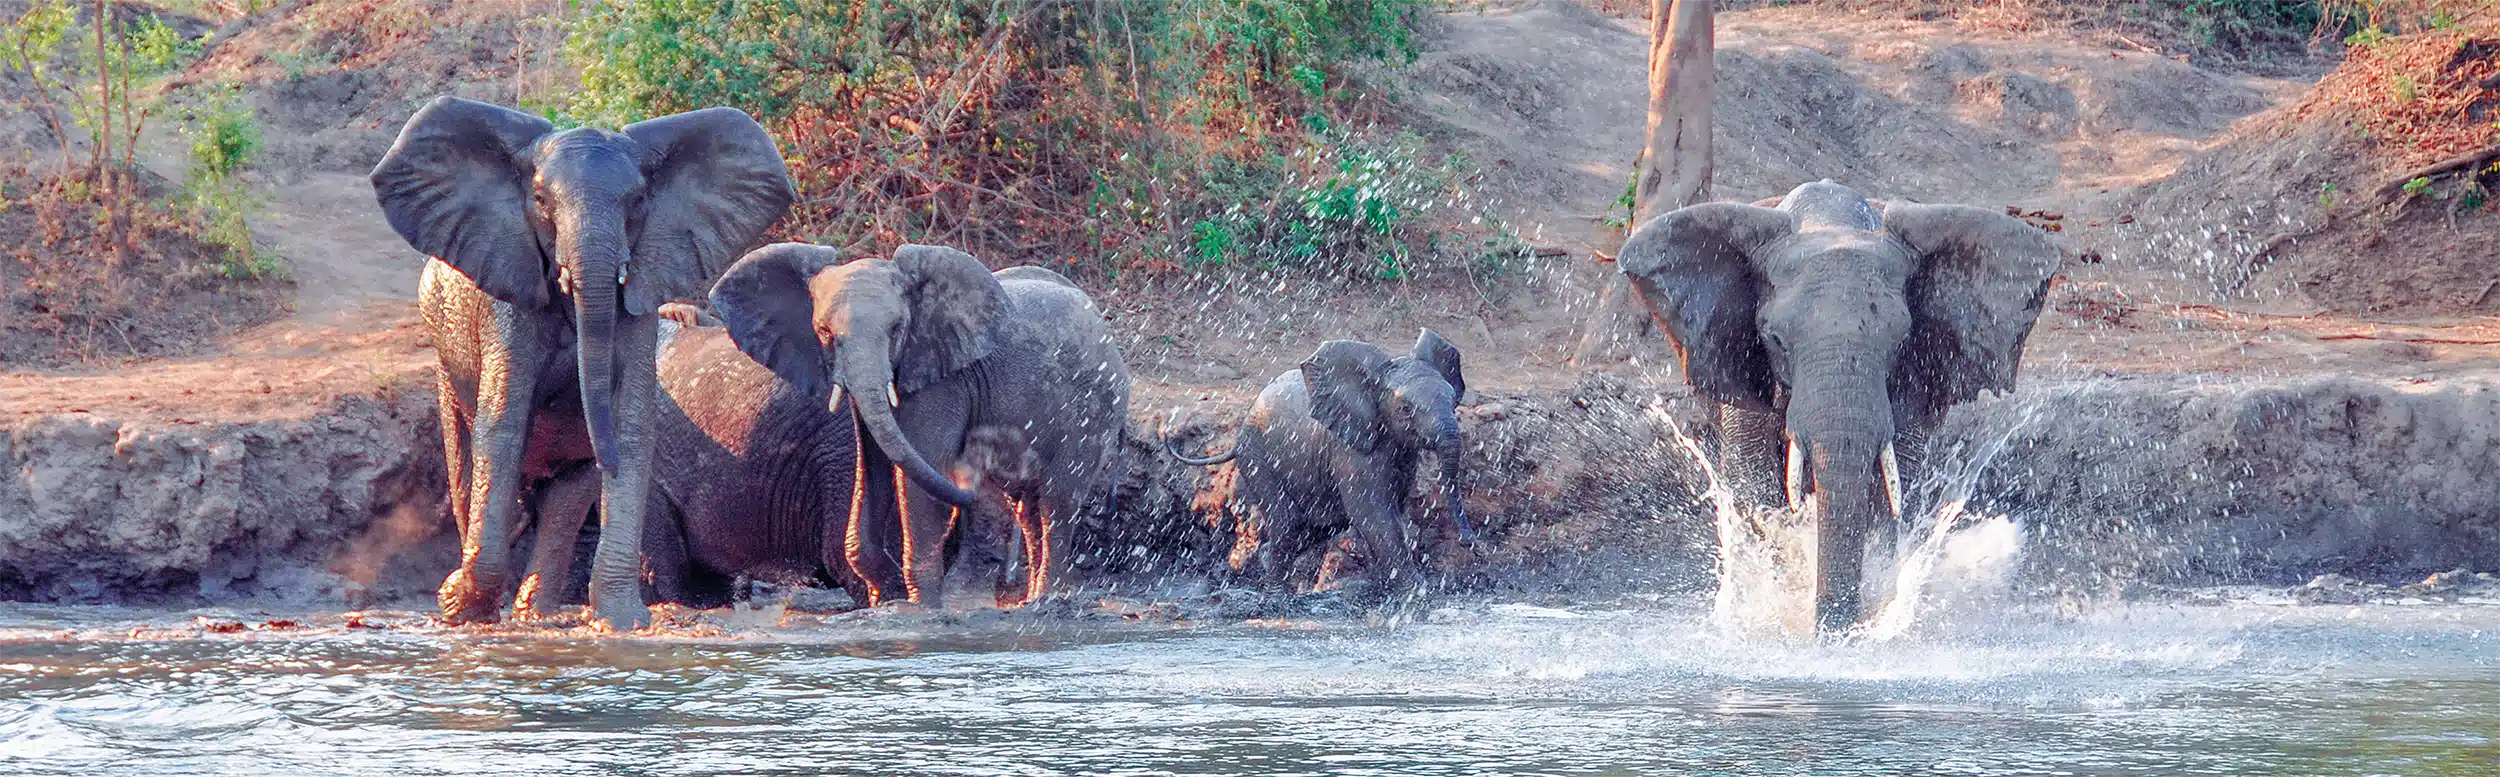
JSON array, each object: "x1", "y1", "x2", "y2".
[
  {"x1": 709, "y1": 243, "x2": 1131, "y2": 610},
  {"x1": 1167, "y1": 330, "x2": 1473, "y2": 602},
  {"x1": 375, "y1": 96, "x2": 796, "y2": 629},
  {"x1": 512, "y1": 304, "x2": 870, "y2": 611},
  {"x1": 1618, "y1": 180, "x2": 2059, "y2": 633}
]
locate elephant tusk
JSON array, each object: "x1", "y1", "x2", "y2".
[
  {"x1": 1879, "y1": 442, "x2": 1903, "y2": 520},
  {"x1": 1785, "y1": 435, "x2": 1807, "y2": 508}
]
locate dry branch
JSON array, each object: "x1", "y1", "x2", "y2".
[{"x1": 2373, "y1": 142, "x2": 2500, "y2": 201}]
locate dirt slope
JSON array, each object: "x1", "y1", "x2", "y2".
[
  {"x1": 2125, "y1": 23, "x2": 2499, "y2": 316},
  {"x1": 1409, "y1": 1, "x2": 2296, "y2": 253}
]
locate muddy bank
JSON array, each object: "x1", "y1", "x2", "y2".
[
  {"x1": 0, "y1": 385, "x2": 449, "y2": 604},
  {"x1": 1943, "y1": 372, "x2": 2500, "y2": 591},
  {"x1": 5, "y1": 369, "x2": 2496, "y2": 607}
]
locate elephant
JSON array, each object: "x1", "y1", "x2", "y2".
[
  {"x1": 1617, "y1": 179, "x2": 2059, "y2": 633},
  {"x1": 375, "y1": 96, "x2": 796, "y2": 629},
  {"x1": 512, "y1": 303, "x2": 872, "y2": 611},
  {"x1": 1166, "y1": 330, "x2": 1472, "y2": 603},
  {"x1": 709, "y1": 243, "x2": 1132, "y2": 611}
]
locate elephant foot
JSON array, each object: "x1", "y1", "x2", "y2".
[
  {"x1": 1013, "y1": 592, "x2": 1091, "y2": 619},
  {"x1": 511, "y1": 574, "x2": 563, "y2": 622},
  {"x1": 590, "y1": 596, "x2": 651, "y2": 633},
  {"x1": 939, "y1": 586, "x2": 1005, "y2": 615},
  {"x1": 873, "y1": 600, "x2": 933, "y2": 617},
  {"x1": 437, "y1": 568, "x2": 504, "y2": 625}
]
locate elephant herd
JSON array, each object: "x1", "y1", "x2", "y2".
[{"x1": 373, "y1": 97, "x2": 2061, "y2": 635}]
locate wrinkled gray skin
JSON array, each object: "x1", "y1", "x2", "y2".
[
  {"x1": 1168, "y1": 331, "x2": 1471, "y2": 603},
  {"x1": 711, "y1": 243, "x2": 1132, "y2": 610},
  {"x1": 508, "y1": 306, "x2": 871, "y2": 611},
  {"x1": 1619, "y1": 180, "x2": 2059, "y2": 633},
  {"x1": 379, "y1": 97, "x2": 794, "y2": 629}
]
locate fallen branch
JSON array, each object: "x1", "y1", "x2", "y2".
[
  {"x1": 2316, "y1": 334, "x2": 2500, "y2": 345},
  {"x1": 2373, "y1": 142, "x2": 2500, "y2": 202}
]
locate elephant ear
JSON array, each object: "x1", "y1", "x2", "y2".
[
  {"x1": 1300, "y1": 340, "x2": 1392, "y2": 452},
  {"x1": 711, "y1": 242, "x2": 844, "y2": 397},
  {"x1": 370, "y1": 96, "x2": 556, "y2": 308},
  {"x1": 891, "y1": 244, "x2": 1006, "y2": 394},
  {"x1": 1881, "y1": 203, "x2": 2062, "y2": 420},
  {"x1": 622, "y1": 106, "x2": 798, "y2": 316},
  {"x1": 1411, "y1": 328, "x2": 1465, "y2": 399},
  {"x1": 1615, "y1": 202, "x2": 1797, "y2": 410}
]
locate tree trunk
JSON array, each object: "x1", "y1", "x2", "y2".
[{"x1": 1575, "y1": 0, "x2": 1714, "y2": 366}]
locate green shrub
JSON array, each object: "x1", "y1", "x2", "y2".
[
  {"x1": 558, "y1": 0, "x2": 1463, "y2": 281},
  {"x1": 184, "y1": 87, "x2": 272, "y2": 279},
  {"x1": 2177, "y1": 0, "x2": 2322, "y2": 50},
  {"x1": 3, "y1": 1, "x2": 214, "y2": 263}
]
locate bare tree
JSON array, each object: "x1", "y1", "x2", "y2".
[{"x1": 1576, "y1": 0, "x2": 1713, "y2": 364}]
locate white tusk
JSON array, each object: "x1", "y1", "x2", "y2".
[
  {"x1": 1785, "y1": 435, "x2": 1806, "y2": 508},
  {"x1": 888, "y1": 383, "x2": 901, "y2": 408},
  {"x1": 824, "y1": 385, "x2": 847, "y2": 417},
  {"x1": 1879, "y1": 442, "x2": 1903, "y2": 519}
]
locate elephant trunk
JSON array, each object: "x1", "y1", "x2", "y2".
[
  {"x1": 565, "y1": 218, "x2": 628, "y2": 473},
  {"x1": 1430, "y1": 407, "x2": 1473, "y2": 542},
  {"x1": 1788, "y1": 351, "x2": 1895, "y2": 633},
  {"x1": 1803, "y1": 439, "x2": 1886, "y2": 633},
  {"x1": 1165, "y1": 434, "x2": 1237, "y2": 466},
  {"x1": 846, "y1": 370, "x2": 981, "y2": 508}
]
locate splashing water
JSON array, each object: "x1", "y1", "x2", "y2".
[
  {"x1": 1657, "y1": 413, "x2": 1819, "y2": 640},
  {"x1": 1660, "y1": 383, "x2": 2089, "y2": 643}
]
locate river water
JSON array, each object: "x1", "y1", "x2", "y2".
[{"x1": 3, "y1": 590, "x2": 2496, "y2": 776}]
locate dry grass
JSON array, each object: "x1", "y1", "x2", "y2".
[
  {"x1": 2295, "y1": 20, "x2": 2499, "y2": 170},
  {"x1": 0, "y1": 169, "x2": 289, "y2": 367}
]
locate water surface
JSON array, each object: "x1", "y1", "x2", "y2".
[{"x1": 4, "y1": 594, "x2": 2496, "y2": 776}]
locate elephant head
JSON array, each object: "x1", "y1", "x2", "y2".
[
  {"x1": 372, "y1": 96, "x2": 795, "y2": 479},
  {"x1": 1618, "y1": 180, "x2": 2058, "y2": 631},
  {"x1": 708, "y1": 242, "x2": 994, "y2": 508},
  {"x1": 1301, "y1": 329, "x2": 1474, "y2": 541}
]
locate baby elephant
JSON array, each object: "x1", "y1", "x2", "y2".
[{"x1": 1170, "y1": 330, "x2": 1472, "y2": 602}]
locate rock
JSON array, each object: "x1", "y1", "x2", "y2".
[
  {"x1": 2289, "y1": 573, "x2": 2388, "y2": 605},
  {"x1": 784, "y1": 585, "x2": 858, "y2": 614},
  {"x1": 195, "y1": 617, "x2": 245, "y2": 633},
  {"x1": 1177, "y1": 588, "x2": 1270, "y2": 621},
  {"x1": 2397, "y1": 568, "x2": 2496, "y2": 602},
  {"x1": 1190, "y1": 361, "x2": 1242, "y2": 382}
]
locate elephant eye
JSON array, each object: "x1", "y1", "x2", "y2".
[{"x1": 1764, "y1": 331, "x2": 1787, "y2": 352}]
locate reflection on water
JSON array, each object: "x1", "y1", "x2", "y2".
[{"x1": 3, "y1": 596, "x2": 2498, "y2": 775}]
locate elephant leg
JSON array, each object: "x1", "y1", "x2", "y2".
[
  {"x1": 940, "y1": 488, "x2": 1017, "y2": 611},
  {"x1": 893, "y1": 397, "x2": 969, "y2": 607},
  {"x1": 1715, "y1": 402, "x2": 1790, "y2": 512},
  {"x1": 438, "y1": 342, "x2": 543, "y2": 625},
  {"x1": 642, "y1": 494, "x2": 731, "y2": 608},
  {"x1": 1337, "y1": 471, "x2": 1421, "y2": 603},
  {"x1": 1859, "y1": 424, "x2": 1934, "y2": 613},
  {"x1": 847, "y1": 438, "x2": 909, "y2": 606},
  {"x1": 515, "y1": 460, "x2": 599, "y2": 620},
  {"x1": 1889, "y1": 425, "x2": 1934, "y2": 522},
  {"x1": 437, "y1": 378, "x2": 473, "y2": 542},
  {"x1": 1025, "y1": 474, "x2": 1098, "y2": 604},
  {"x1": 1253, "y1": 505, "x2": 1318, "y2": 601},
  {"x1": 899, "y1": 488, "x2": 961, "y2": 607},
  {"x1": 1016, "y1": 497, "x2": 1045, "y2": 604},
  {"x1": 586, "y1": 314, "x2": 661, "y2": 632}
]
